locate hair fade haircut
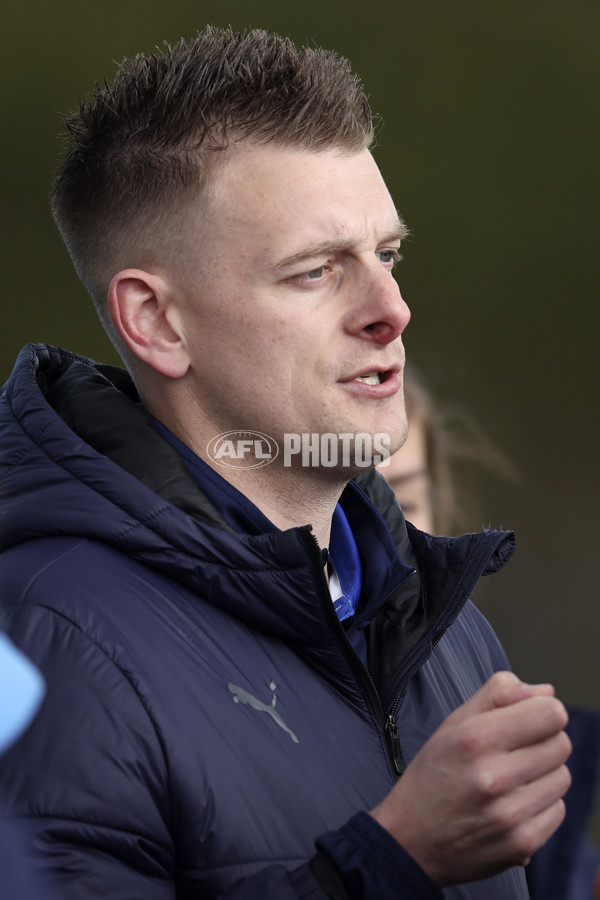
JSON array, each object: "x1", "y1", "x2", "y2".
[{"x1": 50, "y1": 26, "x2": 375, "y2": 340}]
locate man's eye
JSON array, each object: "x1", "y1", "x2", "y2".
[
  {"x1": 286, "y1": 264, "x2": 330, "y2": 289},
  {"x1": 291, "y1": 265, "x2": 327, "y2": 286},
  {"x1": 377, "y1": 249, "x2": 402, "y2": 268}
]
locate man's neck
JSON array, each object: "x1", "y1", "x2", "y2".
[
  {"x1": 211, "y1": 462, "x2": 344, "y2": 550},
  {"x1": 141, "y1": 392, "x2": 347, "y2": 549}
]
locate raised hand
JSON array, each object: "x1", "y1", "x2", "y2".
[{"x1": 371, "y1": 671, "x2": 572, "y2": 886}]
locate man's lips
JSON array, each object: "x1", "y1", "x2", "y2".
[
  {"x1": 339, "y1": 366, "x2": 402, "y2": 398},
  {"x1": 342, "y1": 364, "x2": 401, "y2": 382}
]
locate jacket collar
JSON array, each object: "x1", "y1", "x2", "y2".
[{"x1": 2, "y1": 345, "x2": 515, "y2": 675}]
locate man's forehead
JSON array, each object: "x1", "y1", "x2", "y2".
[
  {"x1": 208, "y1": 143, "x2": 390, "y2": 205},
  {"x1": 203, "y1": 144, "x2": 405, "y2": 253}
]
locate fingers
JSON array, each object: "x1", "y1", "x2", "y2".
[
  {"x1": 509, "y1": 730, "x2": 572, "y2": 788},
  {"x1": 516, "y1": 764, "x2": 572, "y2": 827},
  {"x1": 478, "y1": 693, "x2": 569, "y2": 754},
  {"x1": 483, "y1": 763, "x2": 572, "y2": 840},
  {"x1": 471, "y1": 730, "x2": 572, "y2": 800},
  {"x1": 448, "y1": 672, "x2": 567, "y2": 756},
  {"x1": 446, "y1": 692, "x2": 569, "y2": 769},
  {"x1": 449, "y1": 671, "x2": 555, "y2": 722},
  {"x1": 509, "y1": 795, "x2": 568, "y2": 867},
  {"x1": 491, "y1": 677, "x2": 556, "y2": 710}
]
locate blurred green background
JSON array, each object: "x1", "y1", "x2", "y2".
[{"x1": 3, "y1": 0, "x2": 598, "y2": 715}]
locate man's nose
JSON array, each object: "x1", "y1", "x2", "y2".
[{"x1": 345, "y1": 265, "x2": 411, "y2": 344}]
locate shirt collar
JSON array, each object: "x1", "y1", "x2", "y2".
[{"x1": 328, "y1": 505, "x2": 363, "y2": 621}]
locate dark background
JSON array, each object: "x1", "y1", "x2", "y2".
[{"x1": 3, "y1": 0, "x2": 598, "y2": 823}]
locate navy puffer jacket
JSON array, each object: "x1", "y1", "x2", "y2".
[{"x1": 0, "y1": 345, "x2": 529, "y2": 899}]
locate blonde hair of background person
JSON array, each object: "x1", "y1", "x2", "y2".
[
  {"x1": 377, "y1": 365, "x2": 452, "y2": 534},
  {"x1": 379, "y1": 364, "x2": 518, "y2": 535}
]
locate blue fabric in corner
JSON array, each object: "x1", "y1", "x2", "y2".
[{"x1": 0, "y1": 632, "x2": 45, "y2": 754}]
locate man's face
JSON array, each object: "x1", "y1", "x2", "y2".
[{"x1": 172, "y1": 145, "x2": 411, "y2": 473}]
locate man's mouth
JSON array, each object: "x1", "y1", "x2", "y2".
[
  {"x1": 354, "y1": 371, "x2": 384, "y2": 385},
  {"x1": 342, "y1": 366, "x2": 401, "y2": 397}
]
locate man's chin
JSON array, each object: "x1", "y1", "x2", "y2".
[{"x1": 382, "y1": 420, "x2": 410, "y2": 459}]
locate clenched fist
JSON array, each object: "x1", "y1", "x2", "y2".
[{"x1": 371, "y1": 671, "x2": 572, "y2": 887}]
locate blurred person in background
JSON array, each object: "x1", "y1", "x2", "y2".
[
  {"x1": 377, "y1": 364, "x2": 451, "y2": 535},
  {"x1": 379, "y1": 367, "x2": 600, "y2": 900},
  {"x1": 0, "y1": 26, "x2": 572, "y2": 900},
  {"x1": 379, "y1": 363, "x2": 519, "y2": 537}
]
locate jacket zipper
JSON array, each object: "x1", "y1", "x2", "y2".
[
  {"x1": 301, "y1": 528, "x2": 410, "y2": 779},
  {"x1": 384, "y1": 714, "x2": 404, "y2": 776}
]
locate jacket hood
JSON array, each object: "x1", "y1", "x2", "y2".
[
  {"x1": 1, "y1": 347, "x2": 327, "y2": 640},
  {"x1": 0, "y1": 345, "x2": 515, "y2": 663}
]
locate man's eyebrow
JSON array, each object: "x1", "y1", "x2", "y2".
[{"x1": 274, "y1": 220, "x2": 409, "y2": 271}]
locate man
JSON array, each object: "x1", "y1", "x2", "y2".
[{"x1": 0, "y1": 27, "x2": 570, "y2": 899}]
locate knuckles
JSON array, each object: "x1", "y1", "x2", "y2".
[
  {"x1": 472, "y1": 763, "x2": 512, "y2": 801},
  {"x1": 512, "y1": 798, "x2": 568, "y2": 864},
  {"x1": 493, "y1": 798, "x2": 527, "y2": 835},
  {"x1": 488, "y1": 670, "x2": 522, "y2": 694},
  {"x1": 512, "y1": 818, "x2": 546, "y2": 863},
  {"x1": 454, "y1": 719, "x2": 492, "y2": 760}
]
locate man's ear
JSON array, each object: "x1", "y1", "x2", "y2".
[{"x1": 108, "y1": 269, "x2": 190, "y2": 378}]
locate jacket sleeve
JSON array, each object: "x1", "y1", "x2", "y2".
[
  {"x1": 312, "y1": 813, "x2": 443, "y2": 899},
  {"x1": 218, "y1": 814, "x2": 443, "y2": 900},
  {"x1": 0, "y1": 604, "x2": 440, "y2": 900}
]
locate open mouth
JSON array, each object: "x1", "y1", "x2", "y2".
[{"x1": 354, "y1": 371, "x2": 385, "y2": 385}]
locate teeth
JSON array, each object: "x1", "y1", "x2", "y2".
[{"x1": 356, "y1": 372, "x2": 381, "y2": 385}]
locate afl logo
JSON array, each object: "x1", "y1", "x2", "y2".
[{"x1": 206, "y1": 431, "x2": 279, "y2": 469}]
